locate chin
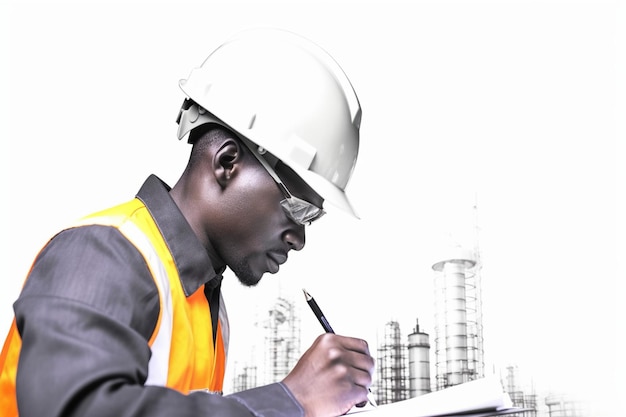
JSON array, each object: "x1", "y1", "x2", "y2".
[
  {"x1": 227, "y1": 257, "x2": 264, "y2": 287},
  {"x1": 240, "y1": 277, "x2": 263, "y2": 288},
  {"x1": 232, "y1": 268, "x2": 264, "y2": 287}
]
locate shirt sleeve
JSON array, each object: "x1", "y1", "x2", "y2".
[{"x1": 13, "y1": 225, "x2": 303, "y2": 417}]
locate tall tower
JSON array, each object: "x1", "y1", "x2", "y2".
[
  {"x1": 432, "y1": 243, "x2": 484, "y2": 390},
  {"x1": 503, "y1": 365, "x2": 538, "y2": 417},
  {"x1": 505, "y1": 365, "x2": 526, "y2": 410},
  {"x1": 376, "y1": 321, "x2": 409, "y2": 404},
  {"x1": 407, "y1": 319, "x2": 431, "y2": 397},
  {"x1": 260, "y1": 297, "x2": 301, "y2": 384}
]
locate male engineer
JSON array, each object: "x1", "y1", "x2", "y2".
[{"x1": 0, "y1": 29, "x2": 374, "y2": 417}]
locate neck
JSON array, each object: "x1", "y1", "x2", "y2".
[{"x1": 169, "y1": 180, "x2": 226, "y2": 274}]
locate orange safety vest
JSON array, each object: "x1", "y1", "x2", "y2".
[{"x1": 0, "y1": 198, "x2": 228, "y2": 416}]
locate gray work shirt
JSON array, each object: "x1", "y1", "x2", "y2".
[{"x1": 11, "y1": 174, "x2": 303, "y2": 417}]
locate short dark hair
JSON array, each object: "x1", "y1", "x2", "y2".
[{"x1": 187, "y1": 124, "x2": 242, "y2": 169}]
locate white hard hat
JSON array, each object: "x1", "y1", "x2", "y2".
[{"x1": 177, "y1": 28, "x2": 361, "y2": 218}]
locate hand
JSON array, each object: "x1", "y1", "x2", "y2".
[{"x1": 282, "y1": 333, "x2": 375, "y2": 417}]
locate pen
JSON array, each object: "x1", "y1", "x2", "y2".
[
  {"x1": 303, "y1": 288, "x2": 334, "y2": 333},
  {"x1": 302, "y1": 288, "x2": 378, "y2": 408}
]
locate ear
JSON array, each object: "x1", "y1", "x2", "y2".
[{"x1": 213, "y1": 139, "x2": 244, "y2": 189}]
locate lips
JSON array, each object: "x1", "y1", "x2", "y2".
[{"x1": 267, "y1": 252, "x2": 287, "y2": 273}]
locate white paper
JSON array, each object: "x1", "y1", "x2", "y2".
[{"x1": 347, "y1": 376, "x2": 520, "y2": 417}]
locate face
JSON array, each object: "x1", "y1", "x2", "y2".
[{"x1": 215, "y1": 152, "x2": 323, "y2": 287}]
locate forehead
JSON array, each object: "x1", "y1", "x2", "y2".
[{"x1": 274, "y1": 161, "x2": 324, "y2": 209}]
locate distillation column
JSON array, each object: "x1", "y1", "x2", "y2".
[
  {"x1": 407, "y1": 320, "x2": 431, "y2": 397},
  {"x1": 432, "y1": 245, "x2": 480, "y2": 389}
]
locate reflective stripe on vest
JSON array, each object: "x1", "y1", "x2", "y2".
[
  {"x1": 114, "y1": 217, "x2": 174, "y2": 386},
  {"x1": 72, "y1": 198, "x2": 228, "y2": 392}
]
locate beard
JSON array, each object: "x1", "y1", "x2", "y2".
[{"x1": 228, "y1": 255, "x2": 262, "y2": 287}]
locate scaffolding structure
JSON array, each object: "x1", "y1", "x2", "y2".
[
  {"x1": 545, "y1": 394, "x2": 588, "y2": 417},
  {"x1": 432, "y1": 243, "x2": 484, "y2": 390},
  {"x1": 260, "y1": 297, "x2": 301, "y2": 385},
  {"x1": 376, "y1": 321, "x2": 409, "y2": 405},
  {"x1": 231, "y1": 364, "x2": 258, "y2": 392},
  {"x1": 504, "y1": 365, "x2": 537, "y2": 417}
]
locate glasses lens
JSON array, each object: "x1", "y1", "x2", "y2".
[{"x1": 280, "y1": 196, "x2": 325, "y2": 225}]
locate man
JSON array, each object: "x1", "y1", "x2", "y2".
[{"x1": 0, "y1": 29, "x2": 373, "y2": 417}]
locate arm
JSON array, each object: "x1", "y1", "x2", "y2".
[{"x1": 14, "y1": 226, "x2": 302, "y2": 417}]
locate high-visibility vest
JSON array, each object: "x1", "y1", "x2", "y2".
[{"x1": 0, "y1": 198, "x2": 228, "y2": 416}]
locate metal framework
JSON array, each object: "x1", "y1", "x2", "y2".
[
  {"x1": 261, "y1": 297, "x2": 301, "y2": 384},
  {"x1": 432, "y1": 244, "x2": 484, "y2": 390},
  {"x1": 376, "y1": 321, "x2": 409, "y2": 404}
]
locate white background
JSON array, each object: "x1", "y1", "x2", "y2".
[{"x1": 2, "y1": 0, "x2": 624, "y2": 415}]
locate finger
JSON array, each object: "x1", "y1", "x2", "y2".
[
  {"x1": 338, "y1": 335, "x2": 371, "y2": 355},
  {"x1": 340, "y1": 348, "x2": 376, "y2": 377},
  {"x1": 350, "y1": 367, "x2": 374, "y2": 391}
]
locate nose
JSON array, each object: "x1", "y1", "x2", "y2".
[{"x1": 283, "y1": 226, "x2": 305, "y2": 251}]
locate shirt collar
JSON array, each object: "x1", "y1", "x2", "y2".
[{"x1": 135, "y1": 174, "x2": 223, "y2": 296}]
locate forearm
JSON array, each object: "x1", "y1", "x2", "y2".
[{"x1": 15, "y1": 296, "x2": 302, "y2": 417}]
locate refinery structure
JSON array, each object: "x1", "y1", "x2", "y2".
[
  {"x1": 366, "y1": 241, "x2": 585, "y2": 417},
  {"x1": 431, "y1": 243, "x2": 484, "y2": 390},
  {"x1": 227, "y1": 204, "x2": 588, "y2": 417},
  {"x1": 227, "y1": 248, "x2": 586, "y2": 416},
  {"x1": 373, "y1": 240, "x2": 487, "y2": 404},
  {"x1": 231, "y1": 297, "x2": 301, "y2": 392}
]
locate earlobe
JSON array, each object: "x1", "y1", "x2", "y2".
[{"x1": 214, "y1": 140, "x2": 242, "y2": 188}]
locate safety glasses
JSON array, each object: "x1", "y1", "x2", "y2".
[{"x1": 240, "y1": 138, "x2": 325, "y2": 226}]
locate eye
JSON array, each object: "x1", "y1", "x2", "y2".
[{"x1": 275, "y1": 162, "x2": 324, "y2": 208}]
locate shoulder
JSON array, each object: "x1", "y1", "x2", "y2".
[{"x1": 21, "y1": 225, "x2": 160, "y2": 338}]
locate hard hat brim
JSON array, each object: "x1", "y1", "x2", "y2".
[
  {"x1": 292, "y1": 167, "x2": 359, "y2": 220},
  {"x1": 176, "y1": 103, "x2": 359, "y2": 220}
]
